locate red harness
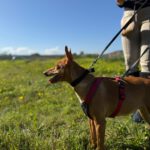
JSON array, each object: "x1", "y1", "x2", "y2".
[
  {"x1": 82, "y1": 77, "x2": 125, "y2": 118},
  {"x1": 110, "y1": 77, "x2": 125, "y2": 117}
]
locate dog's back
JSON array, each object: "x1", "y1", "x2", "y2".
[{"x1": 125, "y1": 76, "x2": 150, "y2": 103}]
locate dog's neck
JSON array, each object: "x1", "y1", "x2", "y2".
[{"x1": 68, "y1": 61, "x2": 95, "y2": 100}]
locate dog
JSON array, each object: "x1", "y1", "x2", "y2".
[{"x1": 43, "y1": 46, "x2": 150, "y2": 150}]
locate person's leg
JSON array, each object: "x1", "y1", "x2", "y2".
[
  {"x1": 121, "y1": 11, "x2": 141, "y2": 75},
  {"x1": 140, "y1": 19, "x2": 150, "y2": 77},
  {"x1": 133, "y1": 8, "x2": 150, "y2": 123},
  {"x1": 121, "y1": 11, "x2": 143, "y2": 123},
  {"x1": 139, "y1": 7, "x2": 150, "y2": 78}
]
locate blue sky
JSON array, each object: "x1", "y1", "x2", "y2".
[{"x1": 0, "y1": 0, "x2": 123, "y2": 55}]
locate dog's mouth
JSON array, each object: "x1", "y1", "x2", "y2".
[
  {"x1": 43, "y1": 71, "x2": 62, "y2": 84},
  {"x1": 49, "y1": 74, "x2": 62, "y2": 83}
]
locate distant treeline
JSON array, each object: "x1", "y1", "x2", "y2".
[{"x1": 0, "y1": 50, "x2": 123, "y2": 60}]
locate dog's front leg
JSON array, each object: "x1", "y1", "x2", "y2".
[
  {"x1": 89, "y1": 119, "x2": 97, "y2": 148},
  {"x1": 95, "y1": 119, "x2": 106, "y2": 150}
]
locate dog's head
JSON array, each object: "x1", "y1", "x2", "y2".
[{"x1": 43, "y1": 46, "x2": 73, "y2": 84}]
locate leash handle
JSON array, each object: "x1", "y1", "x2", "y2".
[
  {"x1": 89, "y1": 0, "x2": 148, "y2": 70},
  {"x1": 122, "y1": 45, "x2": 150, "y2": 78}
]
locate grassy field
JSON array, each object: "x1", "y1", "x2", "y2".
[{"x1": 0, "y1": 57, "x2": 150, "y2": 150}]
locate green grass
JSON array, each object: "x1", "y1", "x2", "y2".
[{"x1": 0, "y1": 57, "x2": 149, "y2": 150}]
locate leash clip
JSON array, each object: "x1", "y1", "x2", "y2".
[{"x1": 88, "y1": 68, "x2": 95, "y2": 73}]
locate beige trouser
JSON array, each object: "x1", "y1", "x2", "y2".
[{"x1": 121, "y1": 6, "x2": 150, "y2": 73}]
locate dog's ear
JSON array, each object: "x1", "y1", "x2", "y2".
[{"x1": 65, "y1": 46, "x2": 73, "y2": 61}]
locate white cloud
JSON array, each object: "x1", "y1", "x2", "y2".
[
  {"x1": 0, "y1": 47, "x2": 35, "y2": 55},
  {"x1": 43, "y1": 47, "x2": 63, "y2": 55},
  {"x1": 0, "y1": 46, "x2": 63, "y2": 55}
]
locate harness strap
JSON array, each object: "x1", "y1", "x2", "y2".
[
  {"x1": 109, "y1": 77, "x2": 125, "y2": 118},
  {"x1": 81, "y1": 78, "x2": 104, "y2": 119},
  {"x1": 85, "y1": 78, "x2": 104, "y2": 104}
]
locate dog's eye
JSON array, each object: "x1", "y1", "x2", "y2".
[{"x1": 57, "y1": 65, "x2": 64, "y2": 69}]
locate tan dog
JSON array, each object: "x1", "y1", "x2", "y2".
[{"x1": 43, "y1": 46, "x2": 150, "y2": 150}]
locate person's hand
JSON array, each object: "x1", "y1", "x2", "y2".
[{"x1": 116, "y1": 0, "x2": 125, "y2": 5}]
